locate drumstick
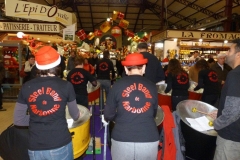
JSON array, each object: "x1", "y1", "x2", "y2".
[{"x1": 191, "y1": 107, "x2": 209, "y2": 116}]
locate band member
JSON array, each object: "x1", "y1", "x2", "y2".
[
  {"x1": 67, "y1": 56, "x2": 97, "y2": 107},
  {"x1": 165, "y1": 59, "x2": 189, "y2": 111},
  {"x1": 14, "y1": 46, "x2": 80, "y2": 160},
  {"x1": 104, "y1": 53, "x2": 159, "y2": 160}
]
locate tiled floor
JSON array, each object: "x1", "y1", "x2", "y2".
[{"x1": 0, "y1": 101, "x2": 16, "y2": 160}]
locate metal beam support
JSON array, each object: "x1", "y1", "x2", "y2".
[
  {"x1": 133, "y1": 8, "x2": 142, "y2": 32},
  {"x1": 44, "y1": 0, "x2": 51, "y2": 5},
  {"x1": 223, "y1": 0, "x2": 233, "y2": 31},
  {"x1": 167, "y1": 0, "x2": 197, "y2": 20},
  {"x1": 75, "y1": 6, "x2": 83, "y2": 29},
  {"x1": 174, "y1": 0, "x2": 223, "y2": 19},
  {"x1": 89, "y1": 0, "x2": 94, "y2": 31}
]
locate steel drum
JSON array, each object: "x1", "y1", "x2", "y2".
[
  {"x1": 87, "y1": 82, "x2": 101, "y2": 102},
  {"x1": 157, "y1": 84, "x2": 172, "y2": 111},
  {"x1": 177, "y1": 100, "x2": 218, "y2": 160},
  {"x1": 155, "y1": 106, "x2": 164, "y2": 127},
  {"x1": 188, "y1": 81, "x2": 203, "y2": 100},
  {"x1": 66, "y1": 105, "x2": 91, "y2": 159}
]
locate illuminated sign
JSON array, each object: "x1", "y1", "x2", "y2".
[
  {"x1": 0, "y1": 22, "x2": 63, "y2": 33},
  {"x1": 151, "y1": 30, "x2": 240, "y2": 42},
  {"x1": 5, "y1": 0, "x2": 77, "y2": 26}
]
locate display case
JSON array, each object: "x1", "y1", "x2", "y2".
[
  {"x1": 179, "y1": 45, "x2": 229, "y2": 62},
  {"x1": 0, "y1": 41, "x2": 26, "y2": 99}
]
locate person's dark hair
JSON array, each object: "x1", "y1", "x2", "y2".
[
  {"x1": 103, "y1": 50, "x2": 110, "y2": 58},
  {"x1": 28, "y1": 55, "x2": 35, "y2": 59},
  {"x1": 208, "y1": 57, "x2": 215, "y2": 64},
  {"x1": 36, "y1": 66, "x2": 61, "y2": 77},
  {"x1": 52, "y1": 45, "x2": 58, "y2": 51},
  {"x1": 195, "y1": 59, "x2": 209, "y2": 70},
  {"x1": 167, "y1": 59, "x2": 184, "y2": 76},
  {"x1": 74, "y1": 55, "x2": 84, "y2": 66},
  {"x1": 232, "y1": 39, "x2": 240, "y2": 53},
  {"x1": 137, "y1": 43, "x2": 148, "y2": 50}
]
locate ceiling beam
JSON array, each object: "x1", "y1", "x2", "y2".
[
  {"x1": 167, "y1": 0, "x2": 198, "y2": 20},
  {"x1": 133, "y1": 8, "x2": 141, "y2": 32},
  {"x1": 88, "y1": 0, "x2": 94, "y2": 31},
  {"x1": 44, "y1": 0, "x2": 51, "y2": 5},
  {"x1": 75, "y1": 6, "x2": 83, "y2": 29},
  {"x1": 174, "y1": 0, "x2": 223, "y2": 19}
]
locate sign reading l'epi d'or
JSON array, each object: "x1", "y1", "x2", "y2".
[
  {"x1": 0, "y1": 22, "x2": 64, "y2": 33},
  {"x1": 151, "y1": 30, "x2": 240, "y2": 43},
  {"x1": 5, "y1": 0, "x2": 77, "y2": 26}
]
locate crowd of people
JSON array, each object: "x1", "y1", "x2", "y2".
[{"x1": 0, "y1": 39, "x2": 239, "y2": 160}]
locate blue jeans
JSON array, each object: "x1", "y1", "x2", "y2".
[
  {"x1": 28, "y1": 141, "x2": 73, "y2": 160},
  {"x1": 98, "y1": 79, "x2": 111, "y2": 98}
]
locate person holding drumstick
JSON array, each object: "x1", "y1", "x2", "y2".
[
  {"x1": 14, "y1": 46, "x2": 80, "y2": 160},
  {"x1": 103, "y1": 53, "x2": 159, "y2": 160}
]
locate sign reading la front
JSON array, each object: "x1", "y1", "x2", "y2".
[{"x1": 5, "y1": 0, "x2": 76, "y2": 26}]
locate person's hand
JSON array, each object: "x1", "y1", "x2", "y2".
[
  {"x1": 208, "y1": 110, "x2": 218, "y2": 120},
  {"x1": 221, "y1": 81, "x2": 225, "y2": 85},
  {"x1": 101, "y1": 115, "x2": 109, "y2": 126}
]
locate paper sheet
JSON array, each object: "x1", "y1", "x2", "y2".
[{"x1": 186, "y1": 116, "x2": 214, "y2": 132}]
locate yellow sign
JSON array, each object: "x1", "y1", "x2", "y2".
[
  {"x1": 5, "y1": 0, "x2": 76, "y2": 27},
  {"x1": 151, "y1": 30, "x2": 240, "y2": 43},
  {"x1": 0, "y1": 22, "x2": 62, "y2": 33},
  {"x1": 167, "y1": 30, "x2": 240, "y2": 40}
]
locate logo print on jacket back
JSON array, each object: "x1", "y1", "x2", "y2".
[
  {"x1": 177, "y1": 72, "x2": 188, "y2": 84},
  {"x1": 28, "y1": 87, "x2": 62, "y2": 116},
  {"x1": 70, "y1": 71, "x2": 84, "y2": 84},
  {"x1": 99, "y1": 62, "x2": 108, "y2": 71},
  {"x1": 122, "y1": 83, "x2": 152, "y2": 114},
  {"x1": 208, "y1": 71, "x2": 218, "y2": 82}
]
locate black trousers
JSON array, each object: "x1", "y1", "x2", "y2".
[
  {"x1": 201, "y1": 94, "x2": 219, "y2": 106},
  {"x1": 171, "y1": 95, "x2": 188, "y2": 111},
  {"x1": 76, "y1": 94, "x2": 89, "y2": 108}
]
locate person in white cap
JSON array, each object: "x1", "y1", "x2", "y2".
[
  {"x1": 14, "y1": 46, "x2": 80, "y2": 160},
  {"x1": 103, "y1": 52, "x2": 159, "y2": 160},
  {"x1": 210, "y1": 52, "x2": 232, "y2": 85}
]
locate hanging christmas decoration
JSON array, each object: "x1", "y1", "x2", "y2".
[
  {"x1": 119, "y1": 19, "x2": 129, "y2": 29},
  {"x1": 100, "y1": 21, "x2": 112, "y2": 33},
  {"x1": 87, "y1": 32, "x2": 95, "y2": 40},
  {"x1": 77, "y1": 29, "x2": 87, "y2": 40},
  {"x1": 94, "y1": 29, "x2": 103, "y2": 36},
  {"x1": 124, "y1": 29, "x2": 135, "y2": 37},
  {"x1": 112, "y1": 10, "x2": 119, "y2": 20},
  {"x1": 111, "y1": 26, "x2": 122, "y2": 37},
  {"x1": 117, "y1": 12, "x2": 125, "y2": 19},
  {"x1": 133, "y1": 36, "x2": 140, "y2": 42}
]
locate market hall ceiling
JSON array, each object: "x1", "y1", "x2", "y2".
[{"x1": 0, "y1": 0, "x2": 240, "y2": 33}]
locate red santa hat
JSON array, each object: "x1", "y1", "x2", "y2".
[
  {"x1": 35, "y1": 46, "x2": 61, "y2": 70},
  {"x1": 122, "y1": 53, "x2": 148, "y2": 66}
]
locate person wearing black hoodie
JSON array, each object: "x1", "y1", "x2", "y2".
[{"x1": 137, "y1": 43, "x2": 165, "y2": 83}]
